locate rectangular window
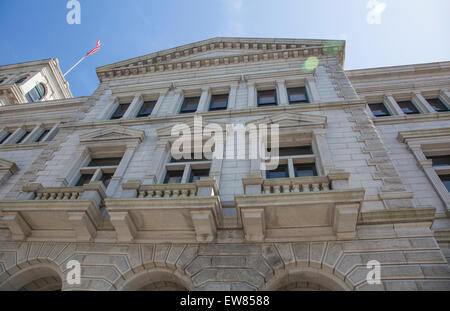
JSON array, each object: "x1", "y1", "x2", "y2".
[
  {"x1": 266, "y1": 165, "x2": 289, "y2": 179},
  {"x1": 164, "y1": 170, "x2": 184, "y2": 184},
  {"x1": 287, "y1": 87, "x2": 309, "y2": 104},
  {"x1": 111, "y1": 103, "x2": 130, "y2": 120},
  {"x1": 170, "y1": 153, "x2": 208, "y2": 163},
  {"x1": 100, "y1": 173, "x2": 114, "y2": 188},
  {"x1": 35, "y1": 130, "x2": 50, "y2": 142},
  {"x1": 294, "y1": 163, "x2": 317, "y2": 177},
  {"x1": 398, "y1": 101, "x2": 420, "y2": 115},
  {"x1": 209, "y1": 94, "x2": 228, "y2": 111},
  {"x1": 180, "y1": 97, "x2": 200, "y2": 114},
  {"x1": 16, "y1": 131, "x2": 31, "y2": 144},
  {"x1": 257, "y1": 90, "x2": 278, "y2": 107},
  {"x1": 369, "y1": 103, "x2": 391, "y2": 117},
  {"x1": 278, "y1": 146, "x2": 313, "y2": 157},
  {"x1": 427, "y1": 155, "x2": 450, "y2": 167},
  {"x1": 0, "y1": 132, "x2": 12, "y2": 144},
  {"x1": 427, "y1": 98, "x2": 449, "y2": 112},
  {"x1": 439, "y1": 175, "x2": 450, "y2": 192},
  {"x1": 189, "y1": 169, "x2": 210, "y2": 183},
  {"x1": 76, "y1": 174, "x2": 94, "y2": 187},
  {"x1": 88, "y1": 158, "x2": 122, "y2": 167},
  {"x1": 137, "y1": 101, "x2": 156, "y2": 117}
]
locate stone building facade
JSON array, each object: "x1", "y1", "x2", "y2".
[{"x1": 0, "y1": 37, "x2": 449, "y2": 291}]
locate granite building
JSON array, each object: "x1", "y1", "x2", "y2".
[{"x1": 0, "y1": 37, "x2": 449, "y2": 291}]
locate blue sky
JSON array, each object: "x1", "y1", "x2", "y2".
[{"x1": 1, "y1": 0, "x2": 449, "y2": 97}]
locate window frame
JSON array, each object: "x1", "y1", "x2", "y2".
[
  {"x1": 287, "y1": 87, "x2": 310, "y2": 105},
  {"x1": 209, "y1": 94, "x2": 229, "y2": 111},
  {"x1": 137, "y1": 100, "x2": 157, "y2": 118},
  {"x1": 110, "y1": 103, "x2": 131, "y2": 120},
  {"x1": 257, "y1": 89, "x2": 278, "y2": 107},
  {"x1": 180, "y1": 96, "x2": 200, "y2": 114},
  {"x1": 369, "y1": 103, "x2": 391, "y2": 117},
  {"x1": 397, "y1": 100, "x2": 420, "y2": 115},
  {"x1": 427, "y1": 98, "x2": 449, "y2": 112}
]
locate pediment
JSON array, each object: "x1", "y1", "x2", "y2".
[
  {"x1": 246, "y1": 112, "x2": 327, "y2": 130},
  {"x1": 80, "y1": 126, "x2": 146, "y2": 144},
  {"x1": 96, "y1": 37, "x2": 345, "y2": 80},
  {"x1": 0, "y1": 158, "x2": 18, "y2": 173},
  {"x1": 157, "y1": 118, "x2": 229, "y2": 139}
]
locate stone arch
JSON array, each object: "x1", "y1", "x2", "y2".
[
  {"x1": 264, "y1": 267, "x2": 351, "y2": 291},
  {"x1": 118, "y1": 268, "x2": 194, "y2": 291},
  {"x1": 0, "y1": 263, "x2": 64, "y2": 291}
]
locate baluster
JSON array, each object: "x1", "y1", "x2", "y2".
[
  {"x1": 43, "y1": 192, "x2": 50, "y2": 200},
  {"x1": 273, "y1": 185, "x2": 281, "y2": 194},
  {"x1": 145, "y1": 190, "x2": 154, "y2": 198},
  {"x1": 292, "y1": 184, "x2": 300, "y2": 193},
  {"x1": 56, "y1": 193, "x2": 64, "y2": 200},
  {"x1": 164, "y1": 190, "x2": 171, "y2": 198},
  {"x1": 282, "y1": 184, "x2": 290, "y2": 193},
  {"x1": 181, "y1": 189, "x2": 188, "y2": 197},
  {"x1": 71, "y1": 192, "x2": 79, "y2": 200},
  {"x1": 312, "y1": 184, "x2": 320, "y2": 192},
  {"x1": 263, "y1": 186, "x2": 271, "y2": 194},
  {"x1": 173, "y1": 189, "x2": 180, "y2": 197},
  {"x1": 155, "y1": 190, "x2": 163, "y2": 198},
  {"x1": 302, "y1": 184, "x2": 310, "y2": 192},
  {"x1": 138, "y1": 190, "x2": 145, "y2": 198},
  {"x1": 322, "y1": 183, "x2": 330, "y2": 191}
]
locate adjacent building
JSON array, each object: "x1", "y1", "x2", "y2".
[{"x1": 0, "y1": 37, "x2": 449, "y2": 291}]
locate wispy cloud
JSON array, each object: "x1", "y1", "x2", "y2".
[{"x1": 220, "y1": 0, "x2": 245, "y2": 36}]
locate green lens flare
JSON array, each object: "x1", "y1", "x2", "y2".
[
  {"x1": 302, "y1": 57, "x2": 319, "y2": 72},
  {"x1": 323, "y1": 40, "x2": 343, "y2": 55}
]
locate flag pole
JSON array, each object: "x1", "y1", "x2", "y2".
[{"x1": 63, "y1": 55, "x2": 87, "y2": 77}]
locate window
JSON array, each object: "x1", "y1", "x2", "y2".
[
  {"x1": 76, "y1": 157, "x2": 122, "y2": 188},
  {"x1": 440, "y1": 175, "x2": 450, "y2": 192},
  {"x1": 16, "y1": 131, "x2": 31, "y2": 144},
  {"x1": 257, "y1": 90, "x2": 277, "y2": 107},
  {"x1": 0, "y1": 132, "x2": 12, "y2": 144},
  {"x1": 209, "y1": 94, "x2": 228, "y2": 111},
  {"x1": 278, "y1": 146, "x2": 313, "y2": 157},
  {"x1": 180, "y1": 97, "x2": 200, "y2": 113},
  {"x1": 0, "y1": 78, "x2": 5, "y2": 84},
  {"x1": 369, "y1": 103, "x2": 391, "y2": 117},
  {"x1": 35, "y1": 130, "x2": 50, "y2": 142},
  {"x1": 427, "y1": 155, "x2": 450, "y2": 167},
  {"x1": 266, "y1": 165, "x2": 289, "y2": 179},
  {"x1": 427, "y1": 99, "x2": 449, "y2": 112},
  {"x1": 287, "y1": 87, "x2": 309, "y2": 104},
  {"x1": 15, "y1": 76, "x2": 27, "y2": 84},
  {"x1": 137, "y1": 101, "x2": 156, "y2": 117},
  {"x1": 294, "y1": 163, "x2": 317, "y2": 177},
  {"x1": 189, "y1": 169, "x2": 211, "y2": 182},
  {"x1": 164, "y1": 170, "x2": 184, "y2": 184},
  {"x1": 110, "y1": 103, "x2": 130, "y2": 120},
  {"x1": 25, "y1": 83, "x2": 46, "y2": 103},
  {"x1": 398, "y1": 101, "x2": 419, "y2": 114}
]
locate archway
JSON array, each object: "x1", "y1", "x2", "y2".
[
  {"x1": 0, "y1": 264, "x2": 63, "y2": 291},
  {"x1": 265, "y1": 267, "x2": 350, "y2": 291},
  {"x1": 119, "y1": 269, "x2": 192, "y2": 291}
]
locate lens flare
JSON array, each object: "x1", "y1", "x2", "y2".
[
  {"x1": 302, "y1": 56, "x2": 319, "y2": 73},
  {"x1": 324, "y1": 40, "x2": 344, "y2": 56}
]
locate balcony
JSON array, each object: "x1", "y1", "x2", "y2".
[
  {"x1": 0, "y1": 182, "x2": 105, "y2": 242},
  {"x1": 236, "y1": 170, "x2": 365, "y2": 242},
  {"x1": 105, "y1": 177, "x2": 222, "y2": 243}
]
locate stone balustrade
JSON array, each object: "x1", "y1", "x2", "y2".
[{"x1": 122, "y1": 177, "x2": 219, "y2": 199}]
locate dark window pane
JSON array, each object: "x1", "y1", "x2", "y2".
[
  {"x1": 427, "y1": 99, "x2": 449, "y2": 112},
  {"x1": 164, "y1": 170, "x2": 184, "y2": 184},
  {"x1": 101, "y1": 173, "x2": 114, "y2": 188},
  {"x1": 440, "y1": 175, "x2": 450, "y2": 192},
  {"x1": 258, "y1": 90, "x2": 277, "y2": 106},
  {"x1": 288, "y1": 87, "x2": 309, "y2": 104},
  {"x1": 111, "y1": 103, "x2": 130, "y2": 119},
  {"x1": 369, "y1": 103, "x2": 390, "y2": 117},
  {"x1": 76, "y1": 174, "x2": 93, "y2": 186},
  {"x1": 36, "y1": 130, "x2": 50, "y2": 142},
  {"x1": 294, "y1": 163, "x2": 317, "y2": 177},
  {"x1": 397, "y1": 101, "x2": 419, "y2": 114},
  {"x1": 0, "y1": 132, "x2": 12, "y2": 144},
  {"x1": 25, "y1": 93, "x2": 33, "y2": 103},
  {"x1": 209, "y1": 94, "x2": 228, "y2": 111},
  {"x1": 16, "y1": 131, "x2": 30, "y2": 144},
  {"x1": 137, "y1": 101, "x2": 156, "y2": 117},
  {"x1": 15, "y1": 76, "x2": 27, "y2": 84},
  {"x1": 266, "y1": 165, "x2": 289, "y2": 179},
  {"x1": 88, "y1": 158, "x2": 122, "y2": 167},
  {"x1": 189, "y1": 169, "x2": 210, "y2": 183},
  {"x1": 427, "y1": 155, "x2": 450, "y2": 167},
  {"x1": 277, "y1": 146, "x2": 313, "y2": 157},
  {"x1": 180, "y1": 97, "x2": 200, "y2": 113}
]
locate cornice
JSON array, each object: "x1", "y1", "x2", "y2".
[
  {"x1": 0, "y1": 97, "x2": 89, "y2": 114},
  {"x1": 373, "y1": 111, "x2": 450, "y2": 125},
  {"x1": 96, "y1": 38, "x2": 345, "y2": 82}
]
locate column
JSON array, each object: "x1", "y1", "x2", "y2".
[
  {"x1": 196, "y1": 87, "x2": 211, "y2": 113},
  {"x1": 0, "y1": 127, "x2": 10, "y2": 143},
  {"x1": 247, "y1": 82, "x2": 257, "y2": 108},
  {"x1": 22, "y1": 125, "x2": 44, "y2": 143},
  {"x1": 42, "y1": 123, "x2": 60, "y2": 142},
  {"x1": 276, "y1": 80, "x2": 289, "y2": 106},
  {"x1": 384, "y1": 95, "x2": 404, "y2": 116},
  {"x1": 440, "y1": 89, "x2": 450, "y2": 106},
  {"x1": 123, "y1": 94, "x2": 143, "y2": 119},
  {"x1": 3, "y1": 127, "x2": 26, "y2": 145},
  {"x1": 412, "y1": 92, "x2": 436, "y2": 114},
  {"x1": 227, "y1": 82, "x2": 239, "y2": 110},
  {"x1": 143, "y1": 140, "x2": 169, "y2": 184},
  {"x1": 106, "y1": 145, "x2": 137, "y2": 197},
  {"x1": 151, "y1": 88, "x2": 169, "y2": 117},
  {"x1": 98, "y1": 97, "x2": 119, "y2": 120},
  {"x1": 171, "y1": 89, "x2": 184, "y2": 115},
  {"x1": 306, "y1": 77, "x2": 320, "y2": 102}
]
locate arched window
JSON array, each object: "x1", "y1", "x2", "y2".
[
  {"x1": 0, "y1": 77, "x2": 5, "y2": 84},
  {"x1": 15, "y1": 76, "x2": 27, "y2": 84},
  {"x1": 25, "y1": 83, "x2": 46, "y2": 103}
]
